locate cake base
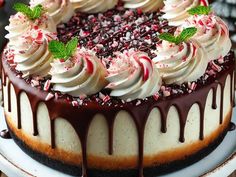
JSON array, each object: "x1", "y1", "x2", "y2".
[{"x1": 6, "y1": 121, "x2": 230, "y2": 177}]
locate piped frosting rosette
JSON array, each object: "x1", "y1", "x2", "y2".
[
  {"x1": 122, "y1": 0, "x2": 164, "y2": 12},
  {"x1": 153, "y1": 40, "x2": 208, "y2": 85},
  {"x1": 50, "y1": 48, "x2": 108, "y2": 97},
  {"x1": 106, "y1": 50, "x2": 162, "y2": 101},
  {"x1": 70, "y1": 0, "x2": 118, "y2": 13},
  {"x1": 5, "y1": 12, "x2": 56, "y2": 46},
  {"x1": 30, "y1": 0, "x2": 74, "y2": 24},
  {"x1": 162, "y1": 0, "x2": 209, "y2": 26},
  {"x1": 176, "y1": 14, "x2": 231, "y2": 61},
  {"x1": 10, "y1": 28, "x2": 57, "y2": 77}
]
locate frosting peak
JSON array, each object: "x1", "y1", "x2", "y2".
[
  {"x1": 9, "y1": 28, "x2": 57, "y2": 77},
  {"x1": 71, "y1": 0, "x2": 118, "y2": 13},
  {"x1": 122, "y1": 0, "x2": 164, "y2": 12},
  {"x1": 50, "y1": 48, "x2": 107, "y2": 97},
  {"x1": 106, "y1": 50, "x2": 162, "y2": 101},
  {"x1": 5, "y1": 12, "x2": 56, "y2": 45},
  {"x1": 162, "y1": 0, "x2": 209, "y2": 26},
  {"x1": 153, "y1": 40, "x2": 208, "y2": 84},
  {"x1": 30, "y1": 0, "x2": 74, "y2": 24},
  {"x1": 176, "y1": 14, "x2": 231, "y2": 61}
]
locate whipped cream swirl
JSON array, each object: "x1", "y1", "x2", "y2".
[
  {"x1": 71, "y1": 0, "x2": 118, "y2": 13},
  {"x1": 30, "y1": 0, "x2": 74, "y2": 24},
  {"x1": 50, "y1": 49, "x2": 107, "y2": 97},
  {"x1": 106, "y1": 50, "x2": 162, "y2": 101},
  {"x1": 123, "y1": 0, "x2": 164, "y2": 12},
  {"x1": 176, "y1": 15, "x2": 231, "y2": 61},
  {"x1": 10, "y1": 29, "x2": 57, "y2": 77},
  {"x1": 153, "y1": 40, "x2": 208, "y2": 84},
  {"x1": 5, "y1": 12, "x2": 56, "y2": 45},
  {"x1": 162, "y1": 0, "x2": 209, "y2": 26}
]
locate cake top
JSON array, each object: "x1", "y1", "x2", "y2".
[{"x1": 3, "y1": 1, "x2": 232, "y2": 104}]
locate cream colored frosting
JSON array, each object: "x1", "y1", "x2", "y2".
[
  {"x1": 176, "y1": 15, "x2": 231, "y2": 61},
  {"x1": 30, "y1": 0, "x2": 74, "y2": 24},
  {"x1": 106, "y1": 50, "x2": 162, "y2": 101},
  {"x1": 153, "y1": 40, "x2": 208, "y2": 84},
  {"x1": 123, "y1": 0, "x2": 164, "y2": 12},
  {"x1": 10, "y1": 29, "x2": 56, "y2": 77},
  {"x1": 50, "y1": 49, "x2": 107, "y2": 97},
  {"x1": 70, "y1": 0, "x2": 118, "y2": 13},
  {"x1": 5, "y1": 12, "x2": 56, "y2": 46},
  {"x1": 162, "y1": 0, "x2": 209, "y2": 26}
]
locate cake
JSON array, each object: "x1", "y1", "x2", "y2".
[{"x1": 1, "y1": 1, "x2": 235, "y2": 177}]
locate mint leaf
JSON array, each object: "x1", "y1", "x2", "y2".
[
  {"x1": 187, "y1": 5, "x2": 211, "y2": 15},
  {"x1": 176, "y1": 27, "x2": 197, "y2": 44},
  {"x1": 49, "y1": 38, "x2": 79, "y2": 60},
  {"x1": 48, "y1": 41, "x2": 67, "y2": 59},
  {"x1": 13, "y1": 2, "x2": 43, "y2": 21},
  {"x1": 159, "y1": 33, "x2": 177, "y2": 44},
  {"x1": 66, "y1": 38, "x2": 78, "y2": 57},
  {"x1": 31, "y1": 4, "x2": 43, "y2": 20},
  {"x1": 158, "y1": 27, "x2": 197, "y2": 45},
  {"x1": 13, "y1": 3, "x2": 32, "y2": 18}
]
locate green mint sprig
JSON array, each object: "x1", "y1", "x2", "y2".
[
  {"x1": 159, "y1": 27, "x2": 197, "y2": 45},
  {"x1": 13, "y1": 3, "x2": 43, "y2": 21},
  {"x1": 48, "y1": 38, "x2": 79, "y2": 61},
  {"x1": 187, "y1": 5, "x2": 212, "y2": 15}
]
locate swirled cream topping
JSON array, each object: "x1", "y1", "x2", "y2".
[
  {"x1": 70, "y1": 0, "x2": 118, "y2": 13},
  {"x1": 30, "y1": 0, "x2": 74, "y2": 24},
  {"x1": 176, "y1": 14, "x2": 231, "y2": 61},
  {"x1": 162, "y1": 0, "x2": 209, "y2": 26},
  {"x1": 122, "y1": 0, "x2": 164, "y2": 12},
  {"x1": 50, "y1": 49, "x2": 107, "y2": 97},
  {"x1": 106, "y1": 50, "x2": 162, "y2": 101},
  {"x1": 5, "y1": 12, "x2": 56, "y2": 45},
  {"x1": 153, "y1": 40, "x2": 208, "y2": 84},
  {"x1": 10, "y1": 29, "x2": 57, "y2": 77}
]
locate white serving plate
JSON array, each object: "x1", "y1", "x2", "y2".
[{"x1": 0, "y1": 107, "x2": 235, "y2": 177}]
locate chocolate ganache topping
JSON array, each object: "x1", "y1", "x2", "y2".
[{"x1": 1, "y1": 1, "x2": 235, "y2": 177}]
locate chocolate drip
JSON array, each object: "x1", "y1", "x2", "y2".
[
  {"x1": 50, "y1": 119, "x2": 55, "y2": 149},
  {"x1": 212, "y1": 84, "x2": 217, "y2": 109},
  {"x1": 7, "y1": 81, "x2": 11, "y2": 112},
  {"x1": 1, "y1": 72, "x2": 4, "y2": 107},
  {"x1": 228, "y1": 122, "x2": 236, "y2": 131},
  {"x1": 15, "y1": 88, "x2": 22, "y2": 129},
  {"x1": 1, "y1": 52, "x2": 235, "y2": 177},
  {"x1": 218, "y1": 74, "x2": 228, "y2": 124},
  {"x1": 0, "y1": 129, "x2": 11, "y2": 139},
  {"x1": 233, "y1": 72, "x2": 236, "y2": 107}
]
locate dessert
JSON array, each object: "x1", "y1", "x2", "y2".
[{"x1": 1, "y1": 1, "x2": 235, "y2": 177}]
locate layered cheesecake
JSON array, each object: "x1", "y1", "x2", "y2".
[{"x1": 1, "y1": 1, "x2": 235, "y2": 177}]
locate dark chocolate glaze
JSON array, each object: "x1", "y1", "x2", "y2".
[
  {"x1": 1, "y1": 51, "x2": 235, "y2": 177},
  {"x1": 0, "y1": 129, "x2": 11, "y2": 139}
]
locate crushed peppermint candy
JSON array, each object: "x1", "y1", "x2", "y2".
[
  {"x1": 45, "y1": 93, "x2": 54, "y2": 101},
  {"x1": 43, "y1": 80, "x2": 51, "y2": 91}
]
